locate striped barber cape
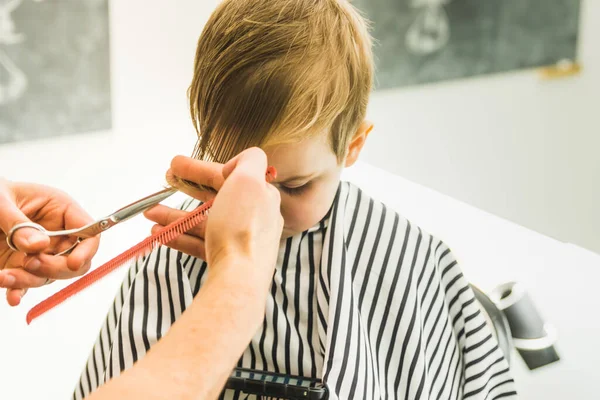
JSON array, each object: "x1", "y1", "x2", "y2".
[{"x1": 74, "y1": 182, "x2": 517, "y2": 400}]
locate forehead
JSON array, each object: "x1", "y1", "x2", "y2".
[{"x1": 265, "y1": 133, "x2": 338, "y2": 179}]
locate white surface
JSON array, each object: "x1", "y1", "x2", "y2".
[
  {"x1": 0, "y1": 0, "x2": 598, "y2": 399},
  {"x1": 361, "y1": 0, "x2": 600, "y2": 254},
  {"x1": 343, "y1": 162, "x2": 600, "y2": 399}
]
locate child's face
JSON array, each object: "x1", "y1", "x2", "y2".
[
  {"x1": 266, "y1": 133, "x2": 342, "y2": 238},
  {"x1": 265, "y1": 123, "x2": 371, "y2": 238}
]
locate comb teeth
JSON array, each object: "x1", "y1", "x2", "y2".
[
  {"x1": 159, "y1": 208, "x2": 210, "y2": 244},
  {"x1": 26, "y1": 166, "x2": 277, "y2": 325},
  {"x1": 26, "y1": 200, "x2": 214, "y2": 324}
]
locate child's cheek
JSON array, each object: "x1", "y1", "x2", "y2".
[
  {"x1": 280, "y1": 197, "x2": 308, "y2": 232},
  {"x1": 280, "y1": 188, "x2": 333, "y2": 235}
]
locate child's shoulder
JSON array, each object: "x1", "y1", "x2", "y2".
[
  {"x1": 340, "y1": 181, "x2": 449, "y2": 257},
  {"x1": 340, "y1": 181, "x2": 412, "y2": 227}
]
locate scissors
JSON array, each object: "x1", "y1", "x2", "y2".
[{"x1": 6, "y1": 188, "x2": 177, "y2": 256}]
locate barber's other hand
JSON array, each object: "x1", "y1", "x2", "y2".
[
  {"x1": 153, "y1": 149, "x2": 282, "y2": 286},
  {"x1": 0, "y1": 179, "x2": 100, "y2": 306},
  {"x1": 206, "y1": 148, "x2": 283, "y2": 286},
  {"x1": 143, "y1": 157, "x2": 223, "y2": 260}
]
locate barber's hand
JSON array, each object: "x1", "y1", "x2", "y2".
[
  {"x1": 0, "y1": 179, "x2": 100, "y2": 306},
  {"x1": 148, "y1": 149, "x2": 282, "y2": 281},
  {"x1": 144, "y1": 156, "x2": 223, "y2": 260},
  {"x1": 205, "y1": 148, "x2": 283, "y2": 284}
]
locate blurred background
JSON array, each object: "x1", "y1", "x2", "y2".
[{"x1": 0, "y1": 0, "x2": 598, "y2": 399}]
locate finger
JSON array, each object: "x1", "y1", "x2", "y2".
[
  {"x1": 268, "y1": 184, "x2": 283, "y2": 206},
  {"x1": 0, "y1": 183, "x2": 50, "y2": 251},
  {"x1": 222, "y1": 147, "x2": 268, "y2": 181},
  {"x1": 22, "y1": 253, "x2": 91, "y2": 279},
  {"x1": 0, "y1": 181, "x2": 30, "y2": 235},
  {"x1": 168, "y1": 156, "x2": 224, "y2": 197},
  {"x1": 64, "y1": 198, "x2": 95, "y2": 227},
  {"x1": 0, "y1": 269, "x2": 47, "y2": 289},
  {"x1": 144, "y1": 205, "x2": 206, "y2": 238},
  {"x1": 1, "y1": 249, "x2": 26, "y2": 271},
  {"x1": 65, "y1": 235, "x2": 100, "y2": 272},
  {"x1": 52, "y1": 236, "x2": 80, "y2": 255},
  {"x1": 62, "y1": 199, "x2": 101, "y2": 268},
  {"x1": 165, "y1": 168, "x2": 218, "y2": 203},
  {"x1": 170, "y1": 156, "x2": 225, "y2": 189},
  {"x1": 8, "y1": 227, "x2": 51, "y2": 254},
  {"x1": 151, "y1": 224, "x2": 206, "y2": 260},
  {"x1": 6, "y1": 288, "x2": 27, "y2": 307}
]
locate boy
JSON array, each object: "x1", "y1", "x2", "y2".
[{"x1": 75, "y1": 1, "x2": 516, "y2": 399}]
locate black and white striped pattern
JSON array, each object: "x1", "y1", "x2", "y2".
[{"x1": 74, "y1": 183, "x2": 517, "y2": 400}]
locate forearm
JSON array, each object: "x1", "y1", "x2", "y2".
[{"x1": 87, "y1": 257, "x2": 269, "y2": 400}]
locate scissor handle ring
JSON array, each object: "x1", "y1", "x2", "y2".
[
  {"x1": 6, "y1": 222, "x2": 47, "y2": 252},
  {"x1": 6, "y1": 222, "x2": 79, "y2": 256}
]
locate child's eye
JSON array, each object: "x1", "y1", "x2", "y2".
[{"x1": 279, "y1": 182, "x2": 310, "y2": 196}]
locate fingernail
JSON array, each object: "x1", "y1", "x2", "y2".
[
  {"x1": 266, "y1": 166, "x2": 277, "y2": 182},
  {"x1": 1, "y1": 274, "x2": 16, "y2": 286},
  {"x1": 25, "y1": 258, "x2": 41, "y2": 271},
  {"x1": 26, "y1": 231, "x2": 47, "y2": 246}
]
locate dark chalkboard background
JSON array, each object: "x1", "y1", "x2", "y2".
[
  {"x1": 352, "y1": 0, "x2": 581, "y2": 89},
  {"x1": 0, "y1": 0, "x2": 111, "y2": 144}
]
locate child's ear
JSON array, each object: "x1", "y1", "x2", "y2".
[{"x1": 345, "y1": 121, "x2": 374, "y2": 167}]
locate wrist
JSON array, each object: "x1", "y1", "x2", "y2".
[
  {"x1": 207, "y1": 255, "x2": 272, "y2": 305},
  {"x1": 210, "y1": 253, "x2": 272, "y2": 282}
]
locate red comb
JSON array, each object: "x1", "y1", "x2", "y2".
[{"x1": 27, "y1": 167, "x2": 277, "y2": 324}]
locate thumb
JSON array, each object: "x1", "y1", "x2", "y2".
[
  {"x1": 0, "y1": 189, "x2": 50, "y2": 253},
  {"x1": 222, "y1": 147, "x2": 269, "y2": 181}
]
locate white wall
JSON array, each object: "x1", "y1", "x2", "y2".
[
  {"x1": 0, "y1": 1, "x2": 219, "y2": 399},
  {"x1": 361, "y1": 0, "x2": 600, "y2": 254},
  {"x1": 0, "y1": 1, "x2": 598, "y2": 399}
]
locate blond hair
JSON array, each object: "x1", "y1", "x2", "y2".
[{"x1": 188, "y1": 0, "x2": 373, "y2": 166}]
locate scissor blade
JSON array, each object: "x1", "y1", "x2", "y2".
[
  {"x1": 37, "y1": 188, "x2": 178, "y2": 240},
  {"x1": 110, "y1": 188, "x2": 178, "y2": 224}
]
